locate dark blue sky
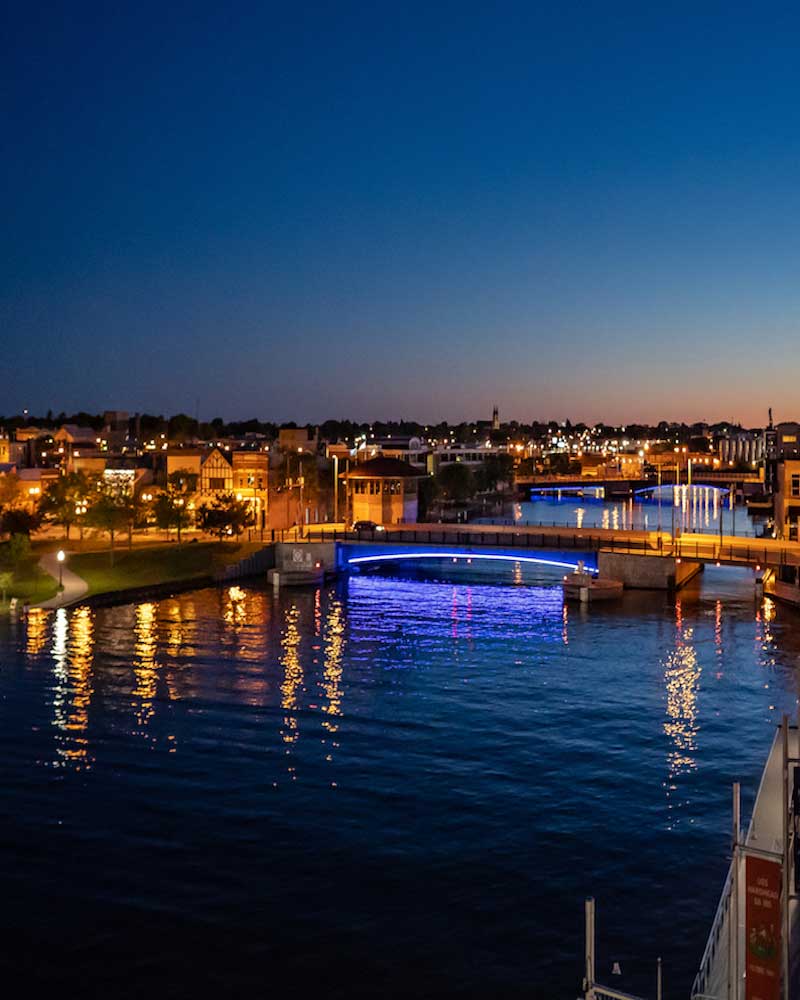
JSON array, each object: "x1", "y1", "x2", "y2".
[{"x1": 3, "y1": 2, "x2": 799, "y2": 425}]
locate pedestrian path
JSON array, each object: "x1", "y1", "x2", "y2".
[{"x1": 36, "y1": 552, "x2": 89, "y2": 609}]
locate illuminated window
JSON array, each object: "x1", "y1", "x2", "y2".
[{"x1": 792, "y1": 475, "x2": 800, "y2": 498}]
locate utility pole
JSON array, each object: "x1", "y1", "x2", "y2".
[{"x1": 333, "y1": 454, "x2": 339, "y2": 524}]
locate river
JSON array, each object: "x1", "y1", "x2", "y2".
[
  {"x1": 509, "y1": 486, "x2": 764, "y2": 536},
  {"x1": 0, "y1": 557, "x2": 797, "y2": 997}
]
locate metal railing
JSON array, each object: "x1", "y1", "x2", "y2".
[
  {"x1": 478, "y1": 517, "x2": 769, "y2": 540},
  {"x1": 690, "y1": 864, "x2": 733, "y2": 999},
  {"x1": 257, "y1": 525, "x2": 800, "y2": 569}
]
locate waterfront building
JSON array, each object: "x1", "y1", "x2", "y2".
[
  {"x1": 429, "y1": 443, "x2": 509, "y2": 475},
  {"x1": 717, "y1": 430, "x2": 765, "y2": 466},
  {"x1": 16, "y1": 467, "x2": 60, "y2": 511},
  {"x1": 13, "y1": 425, "x2": 45, "y2": 443},
  {"x1": 164, "y1": 447, "x2": 269, "y2": 526},
  {"x1": 166, "y1": 450, "x2": 203, "y2": 481},
  {"x1": 774, "y1": 459, "x2": 800, "y2": 540},
  {"x1": 232, "y1": 450, "x2": 269, "y2": 528},
  {"x1": 357, "y1": 436, "x2": 428, "y2": 470},
  {"x1": 200, "y1": 446, "x2": 234, "y2": 495},
  {"x1": 53, "y1": 424, "x2": 98, "y2": 448},
  {"x1": 776, "y1": 421, "x2": 800, "y2": 459},
  {"x1": 100, "y1": 410, "x2": 130, "y2": 451},
  {"x1": 278, "y1": 425, "x2": 318, "y2": 454},
  {"x1": 52, "y1": 424, "x2": 102, "y2": 472},
  {"x1": 343, "y1": 456, "x2": 423, "y2": 524},
  {"x1": 72, "y1": 453, "x2": 108, "y2": 476}
]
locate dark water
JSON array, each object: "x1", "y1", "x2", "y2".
[
  {"x1": 514, "y1": 487, "x2": 760, "y2": 536},
  {"x1": 1, "y1": 564, "x2": 798, "y2": 998}
]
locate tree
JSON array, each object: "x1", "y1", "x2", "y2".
[
  {"x1": 0, "y1": 571, "x2": 12, "y2": 604},
  {"x1": 476, "y1": 454, "x2": 515, "y2": 492},
  {"x1": 39, "y1": 471, "x2": 92, "y2": 539},
  {"x1": 0, "y1": 473, "x2": 21, "y2": 511},
  {"x1": 197, "y1": 494, "x2": 254, "y2": 539},
  {"x1": 547, "y1": 453, "x2": 581, "y2": 475},
  {"x1": 7, "y1": 533, "x2": 31, "y2": 572},
  {"x1": 417, "y1": 475, "x2": 440, "y2": 520},
  {"x1": 152, "y1": 491, "x2": 192, "y2": 543},
  {"x1": 437, "y1": 463, "x2": 475, "y2": 503},
  {"x1": 167, "y1": 413, "x2": 199, "y2": 443},
  {"x1": 1, "y1": 508, "x2": 40, "y2": 536},
  {"x1": 152, "y1": 469, "x2": 198, "y2": 543},
  {"x1": 86, "y1": 481, "x2": 129, "y2": 565}
]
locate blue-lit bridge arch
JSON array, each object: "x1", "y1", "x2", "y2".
[{"x1": 338, "y1": 542, "x2": 598, "y2": 576}]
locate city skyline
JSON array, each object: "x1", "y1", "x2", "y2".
[
  {"x1": 0, "y1": 402, "x2": 786, "y2": 431},
  {"x1": 4, "y1": 4, "x2": 799, "y2": 424}
]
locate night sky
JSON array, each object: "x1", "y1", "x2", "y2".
[{"x1": 3, "y1": 3, "x2": 799, "y2": 425}]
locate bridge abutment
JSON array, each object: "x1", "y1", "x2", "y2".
[{"x1": 598, "y1": 550, "x2": 702, "y2": 591}]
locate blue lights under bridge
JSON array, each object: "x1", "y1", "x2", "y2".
[{"x1": 338, "y1": 543, "x2": 598, "y2": 575}]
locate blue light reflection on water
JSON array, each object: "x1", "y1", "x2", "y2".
[
  {"x1": 0, "y1": 567, "x2": 797, "y2": 998},
  {"x1": 511, "y1": 486, "x2": 761, "y2": 536}
]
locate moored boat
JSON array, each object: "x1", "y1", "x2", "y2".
[{"x1": 562, "y1": 563, "x2": 623, "y2": 603}]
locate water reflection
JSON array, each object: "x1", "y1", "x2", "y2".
[
  {"x1": 320, "y1": 596, "x2": 345, "y2": 740},
  {"x1": 163, "y1": 599, "x2": 192, "y2": 659},
  {"x1": 52, "y1": 605, "x2": 95, "y2": 769},
  {"x1": 280, "y1": 605, "x2": 303, "y2": 756},
  {"x1": 24, "y1": 607, "x2": 48, "y2": 657},
  {"x1": 223, "y1": 586, "x2": 248, "y2": 630},
  {"x1": 714, "y1": 599, "x2": 723, "y2": 678},
  {"x1": 755, "y1": 596, "x2": 778, "y2": 671},
  {"x1": 132, "y1": 602, "x2": 158, "y2": 734},
  {"x1": 518, "y1": 485, "x2": 751, "y2": 536},
  {"x1": 663, "y1": 599, "x2": 700, "y2": 798}
]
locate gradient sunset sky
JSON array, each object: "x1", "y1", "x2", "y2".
[{"x1": 3, "y1": 3, "x2": 799, "y2": 425}]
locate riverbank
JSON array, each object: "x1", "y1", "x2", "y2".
[
  {"x1": 0, "y1": 543, "x2": 59, "y2": 607},
  {"x1": 28, "y1": 540, "x2": 264, "y2": 610}
]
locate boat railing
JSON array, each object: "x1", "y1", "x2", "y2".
[
  {"x1": 690, "y1": 862, "x2": 733, "y2": 999},
  {"x1": 591, "y1": 987, "x2": 648, "y2": 1000}
]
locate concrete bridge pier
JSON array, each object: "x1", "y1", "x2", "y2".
[{"x1": 598, "y1": 550, "x2": 702, "y2": 591}]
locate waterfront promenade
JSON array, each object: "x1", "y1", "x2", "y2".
[{"x1": 36, "y1": 551, "x2": 88, "y2": 609}]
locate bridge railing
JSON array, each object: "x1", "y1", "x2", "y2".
[{"x1": 257, "y1": 525, "x2": 800, "y2": 569}]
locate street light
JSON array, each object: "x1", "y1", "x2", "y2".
[{"x1": 56, "y1": 549, "x2": 65, "y2": 590}]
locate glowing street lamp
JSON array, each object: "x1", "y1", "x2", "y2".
[{"x1": 56, "y1": 549, "x2": 65, "y2": 590}]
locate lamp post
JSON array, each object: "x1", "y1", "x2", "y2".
[
  {"x1": 657, "y1": 463, "x2": 662, "y2": 535},
  {"x1": 333, "y1": 454, "x2": 339, "y2": 524},
  {"x1": 56, "y1": 549, "x2": 65, "y2": 590}
]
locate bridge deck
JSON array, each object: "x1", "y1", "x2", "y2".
[{"x1": 280, "y1": 523, "x2": 800, "y2": 569}]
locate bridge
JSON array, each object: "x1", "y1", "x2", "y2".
[
  {"x1": 280, "y1": 522, "x2": 800, "y2": 573},
  {"x1": 517, "y1": 472, "x2": 763, "y2": 495}
]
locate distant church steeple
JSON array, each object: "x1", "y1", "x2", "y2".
[{"x1": 492, "y1": 405, "x2": 499, "y2": 431}]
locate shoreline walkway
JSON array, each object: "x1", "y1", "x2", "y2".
[{"x1": 36, "y1": 552, "x2": 89, "y2": 609}]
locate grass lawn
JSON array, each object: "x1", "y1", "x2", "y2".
[
  {"x1": 69, "y1": 541, "x2": 264, "y2": 597},
  {"x1": 0, "y1": 557, "x2": 60, "y2": 605}
]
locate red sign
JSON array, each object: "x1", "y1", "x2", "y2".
[{"x1": 745, "y1": 855, "x2": 782, "y2": 1000}]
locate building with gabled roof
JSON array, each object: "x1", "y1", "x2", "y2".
[{"x1": 343, "y1": 456, "x2": 423, "y2": 525}]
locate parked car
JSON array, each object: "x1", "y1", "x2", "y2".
[{"x1": 351, "y1": 520, "x2": 385, "y2": 532}]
